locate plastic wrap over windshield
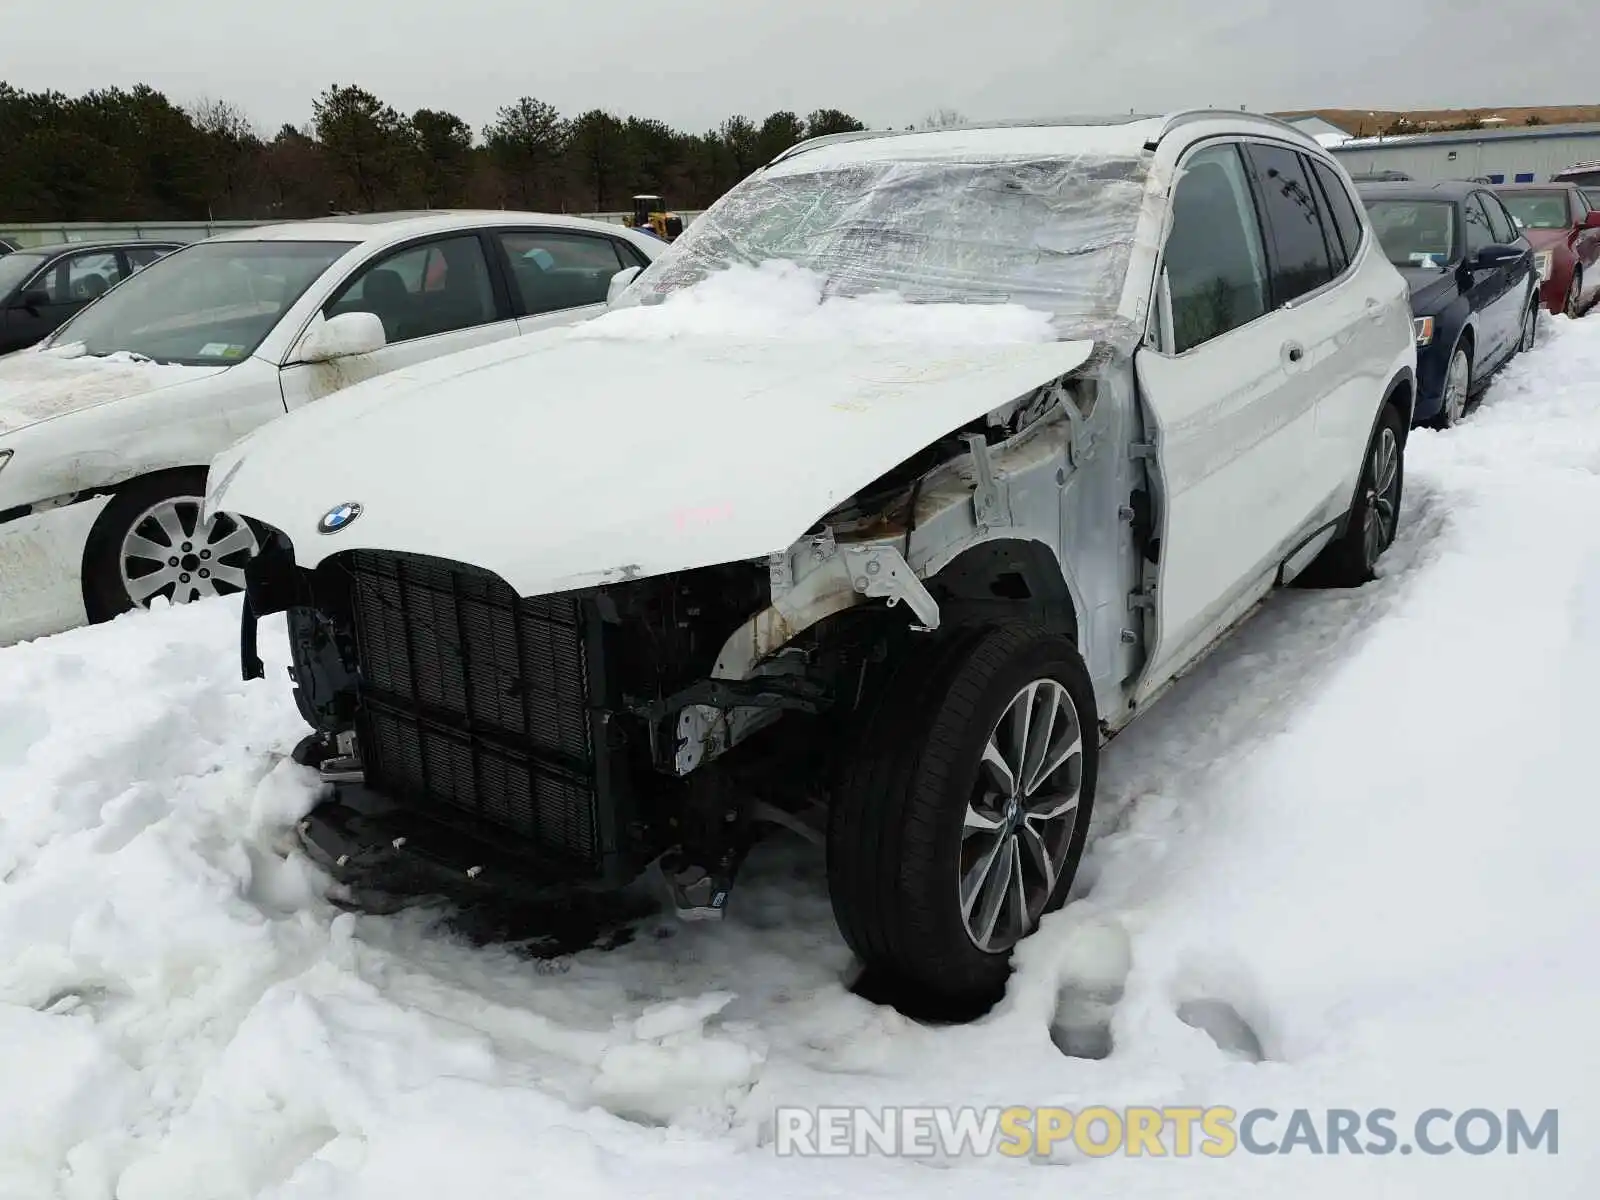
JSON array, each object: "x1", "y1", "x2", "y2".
[{"x1": 626, "y1": 149, "x2": 1151, "y2": 342}]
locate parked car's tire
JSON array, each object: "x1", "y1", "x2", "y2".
[
  {"x1": 1301, "y1": 401, "x2": 1406, "y2": 588},
  {"x1": 1432, "y1": 341, "x2": 1472, "y2": 429},
  {"x1": 1518, "y1": 294, "x2": 1539, "y2": 352},
  {"x1": 1566, "y1": 270, "x2": 1584, "y2": 319},
  {"x1": 829, "y1": 622, "x2": 1098, "y2": 1009},
  {"x1": 82, "y1": 470, "x2": 260, "y2": 622}
]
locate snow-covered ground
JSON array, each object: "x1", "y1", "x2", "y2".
[{"x1": 3, "y1": 317, "x2": 1599, "y2": 1198}]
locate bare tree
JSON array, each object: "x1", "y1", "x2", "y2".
[{"x1": 922, "y1": 107, "x2": 968, "y2": 130}]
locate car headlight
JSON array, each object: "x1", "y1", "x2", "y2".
[
  {"x1": 1413, "y1": 316, "x2": 1434, "y2": 347},
  {"x1": 1534, "y1": 250, "x2": 1553, "y2": 281}
]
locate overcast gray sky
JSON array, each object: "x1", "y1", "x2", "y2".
[{"x1": 3, "y1": 0, "x2": 1590, "y2": 136}]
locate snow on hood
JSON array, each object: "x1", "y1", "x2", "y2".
[
  {"x1": 588, "y1": 260, "x2": 1061, "y2": 342},
  {"x1": 213, "y1": 266, "x2": 1094, "y2": 594},
  {"x1": 0, "y1": 343, "x2": 228, "y2": 438}
]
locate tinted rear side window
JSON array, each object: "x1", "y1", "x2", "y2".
[
  {"x1": 1243, "y1": 142, "x2": 1339, "y2": 303},
  {"x1": 1310, "y1": 160, "x2": 1364, "y2": 264}
]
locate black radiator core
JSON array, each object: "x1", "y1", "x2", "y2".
[{"x1": 344, "y1": 550, "x2": 605, "y2": 871}]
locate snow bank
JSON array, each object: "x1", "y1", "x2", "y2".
[
  {"x1": 1, "y1": 317, "x2": 1599, "y2": 1197},
  {"x1": 576, "y1": 260, "x2": 1059, "y2": 343}
]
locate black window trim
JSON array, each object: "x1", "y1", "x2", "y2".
[
  {"x1": 1461, "y1": 192, "x2": 1497, "y2": 255},
  {"x1": 614, "y1": 235, "x2": 652, "y2": 270},
  {"x1": 1306, "y1": 156, "x2": 1368, "y2": 268},
  {"x1": 1474, "y1": 190, "x2": 1518, "y2": 245},
  {"x1": 1147, "y1": 136, "x2": 1277, "y2": 358}
]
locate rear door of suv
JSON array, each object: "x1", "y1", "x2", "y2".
[{"x1": 1237, "y1": 141, "x2": 1385, "y2": 528}]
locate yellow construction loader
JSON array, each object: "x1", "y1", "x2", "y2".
[{"x1": 628, "y1": 194, "x2": 684, "y2": 242}]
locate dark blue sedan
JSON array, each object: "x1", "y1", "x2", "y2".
[{"x1": 1357, "y1": 182, "x2": 1541, "y2": 428}]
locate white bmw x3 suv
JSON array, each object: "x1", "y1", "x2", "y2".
[
  {"x1": 0, "y1": 211, "x2": 664, "y2": 645},
  {"x1": 211, "y1": 112, "x2": 1416, "y2": 1010}
]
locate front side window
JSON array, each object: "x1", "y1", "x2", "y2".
[
  {"x1": 1498, "y1": 191, "x2": 1572, "y2": 231},
  {"x1": 1162, "y1": 143, "x2": 1271, "y2": 354},
  {"x1": 496, "y1": 230, "x2": 625, "y2": 315},
  {"x1": 1479, "y1": 194, "x2": 1518, "y2": 244},
  {"x1": 1462, "y1": 195, "x2": 1495, "y2": 255},
  {"x1": 37, "y1": 251, "x2": 125, "y2": 305},
  {"x1": 326, "y1": 235, "x2": 498, "y2": 344},
  {"x1": 1243, "y1": 143, "x2": 1339, "y2": 303},
  {"x1": 45, "y1": 240, "x2": 355, "y2": 364},
  {"x1": 1366, "y1": 201, "x2": 1457, "y2": 268}
]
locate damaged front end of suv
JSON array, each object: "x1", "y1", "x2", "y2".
[{"x1": 210, "y1": 123, "x2": 1162, "y2": 1007}]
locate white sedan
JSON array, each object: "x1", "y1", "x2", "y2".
[{"x1": 0, "y1": 211, "x2": 663, "y2": 644}]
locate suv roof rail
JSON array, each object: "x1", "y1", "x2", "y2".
[
  {"x1": 765, "y1": 108, "x2": 1321, "y2": 171},
  {"x1": 765, "y1": 129, "x2": 908, "y2": 167},
  {"x1": 764, "y1": 113, "x2": 1169, "y2": 169},
  {"x1": 1153, "y1": 109, "x2": 1316, "y2": 145}
]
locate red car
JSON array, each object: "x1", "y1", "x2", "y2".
[{"x1": 1491, "y1": 182, "x2": 1600, "y2": 317}]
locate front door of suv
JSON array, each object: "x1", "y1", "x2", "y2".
[{"x1": 1134, "y1": 139, "x2": 1321, "y2": 701}]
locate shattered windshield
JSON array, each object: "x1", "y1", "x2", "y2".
[{"x1": 624, "y1": 147, "x2": 1151, "y2": 342}]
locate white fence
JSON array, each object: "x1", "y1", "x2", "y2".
[{"x1": 0, "y1": 211, "x2": 706, "y2": 249}]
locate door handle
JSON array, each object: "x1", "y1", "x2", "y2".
[
  {"x1": 1364, "y1": 297, "x2": 1387, "y2": 322},
  {"x1": 1282, "y1": 340, "x2": 1305, "y2": 365}
]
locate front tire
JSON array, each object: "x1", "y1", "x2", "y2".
[
  {"x1": 82, "y1": 470, "x2": 259, "y2": 623},
  {"x1": 1432, "y1": 343, "x2": 1471, "y2": 429},
  {"x1": 1566, "y1": 270, "x2": 1584, "y2": 319},
  {"x1": 829, "y1": 623, "x2": 1098, "y2": 1010}
]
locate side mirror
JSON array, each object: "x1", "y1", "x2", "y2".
[
  {"x1": 1472, "y1": 244, "x2": 1523, "y2": 270},
  {"x1": 606, "y1": 266, "x2": 643, "y2": 306},
  {"x1": 298, "y1": 311, "x2": 386, "y2": 362},
  {"x1": 1584, "y1": 211, "x2": 1600, "y2": 229},
  {"x1": 16, "y1": 288, "x2": 50, "y2": 313}
]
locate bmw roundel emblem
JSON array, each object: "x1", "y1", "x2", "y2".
[{"x1": 317, "y1": 502, "x2": 363, "y2": 535}]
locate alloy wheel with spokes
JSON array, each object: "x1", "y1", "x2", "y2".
[
  {"x1": 1439, "y1": 346, "x2": 1470, "y2": 427},
  {"x1": 829, "y1": 623, "x2": 1099, "y2": 1012},
  {"x1": 961, "y1": 679, "x2": 1085, "y2": 953},
  {"x1": 1362, "y1": 426, "x2": 1401, "y2": 570},
  {"x1": 83, "y1": 470, "x2": 262, "y2": 624},
  {"x1": 119, "y1": 495, "x2": 257, "y2": 607}
]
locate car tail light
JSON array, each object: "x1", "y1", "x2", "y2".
[{"x1": 1413, "y1": 317, "x2": 1434, "y2": 347}]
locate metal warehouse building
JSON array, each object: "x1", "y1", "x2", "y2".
[{"x1": 1329, "y1": 122, "x2": 1600, "y2": 184}]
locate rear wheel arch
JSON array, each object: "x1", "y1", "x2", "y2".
[{"x1": 1382, "y1": 369, "x2": 1415, "y2": 438}]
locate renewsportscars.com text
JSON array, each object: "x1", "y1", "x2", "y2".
[{"x1": 773, "y1": 1105, "x2": 1560, "y2": 1158}]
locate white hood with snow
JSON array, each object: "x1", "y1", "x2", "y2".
[
  {"x1": 210, "y1": 266, "x2": 1098, "y2": 596},
  {"x1": 0, "y1": 345, "x2": 228, "y2": 438}
]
